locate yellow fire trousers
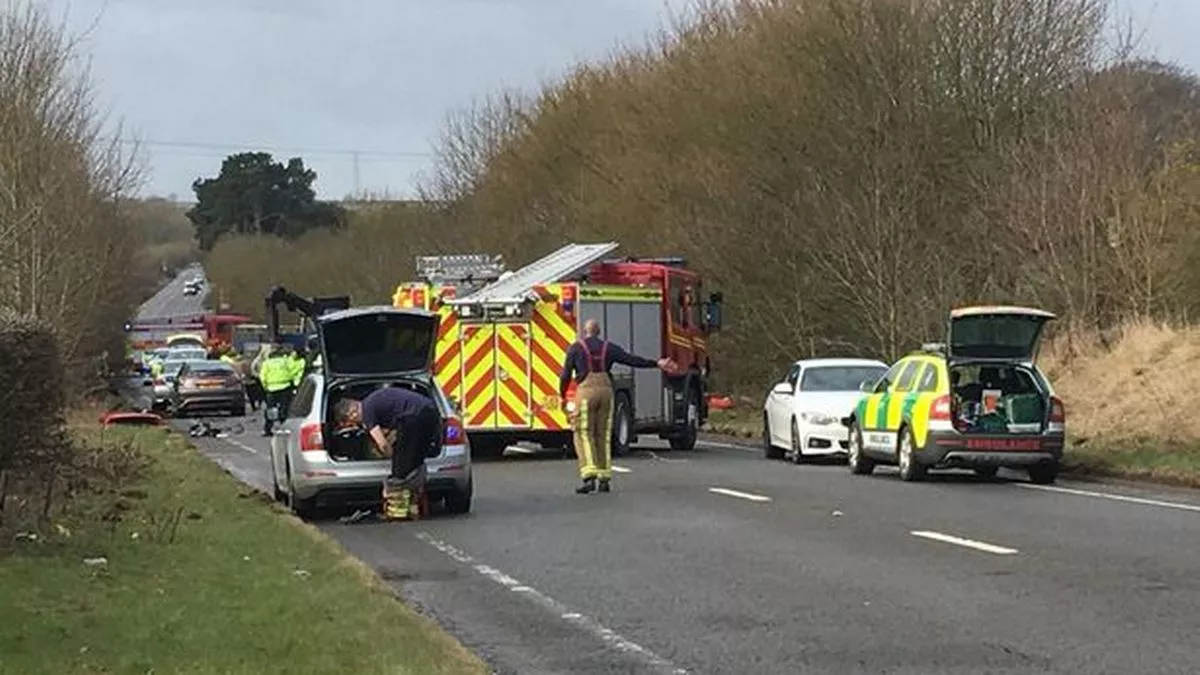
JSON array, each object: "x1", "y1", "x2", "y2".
[{"x1": 573, "y1": 373, "x2": 614, "y2": 480}]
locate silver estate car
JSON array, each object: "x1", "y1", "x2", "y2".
[{"x1": 268, "y1": 306, "x2": 472, "y2": 519}]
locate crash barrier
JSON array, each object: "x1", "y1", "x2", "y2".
[{"x1": 0, "y1": 310, "x2": 68, "y2": 479}]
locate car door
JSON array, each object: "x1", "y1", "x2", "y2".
[
  {"x1": 885, "y1": 360, "x2": 926, "y2": 453},
  {"x1": 766, "y1": 364, "x2": 800, "y2": 446},
  {"x1": 859, "y1": 359, "x2": 909, "y2": 453}
]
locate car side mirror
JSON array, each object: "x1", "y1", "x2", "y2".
[{"x1": 772, "y1": 382, "x2": 792, "y2": 395}]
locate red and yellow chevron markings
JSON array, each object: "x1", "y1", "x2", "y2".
[
  {"x1": 529, "y1": 283, "x2": 577, "y2": 431},
  {"x1": 493, "y1": 323, "x2": 532, "y2": 428},
  {"x1": 461, "y1": 324, "x2": 496, "y2": 428}
]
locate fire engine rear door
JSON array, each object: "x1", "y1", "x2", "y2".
[{"x1": 459, "y1": 322, "x2": 533, "y2": 430}]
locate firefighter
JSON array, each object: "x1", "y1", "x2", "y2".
[
  {"x1": 332, "y1": 386, "x2": 442, "y2": 521},
  {"x1": 558, "y1": 319, "x2": 675, "y2": 494},
  {"x1": 259, "y1": 343, "x2": 295, "y2": 436}
]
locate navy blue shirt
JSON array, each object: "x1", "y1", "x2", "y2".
[
  {"x1": 361, "y1": 386, "x2": 437, "y2": 431},
  {"x1": 558, "y1": 337, "x2": 657, "y2": 397}
]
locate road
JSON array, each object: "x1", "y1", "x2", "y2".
[
  {"x1": 177, "y1": 411, "x2": 1200, "y2": 675},
  {"x1": 135, "y1": 262, "x2": 208, "y2": 321},
  {"x1": 131, "y1": 265, "x2": 1200, "y2": 674}
]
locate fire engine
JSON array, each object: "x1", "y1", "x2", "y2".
[
  {"x1": 393, "y1": 242, "x2": 724, "y2": 457},
  {"x1": 124, "y1": 313, "x2": 250, "y2": 369}
]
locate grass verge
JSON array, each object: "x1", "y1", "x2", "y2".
[
  {"x1": 705, "y1": 407, "x2": 760, "y2": 441},
  {"x1": 706, "y1": 407, "x2": 1200, "y2": 488},
  {"x1": 0, "y1": 424, "x2": 487, "y2": 675}
]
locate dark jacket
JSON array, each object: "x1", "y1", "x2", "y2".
[{"x1": 558, "y1": 337, "x2": 657, "y2": 398}]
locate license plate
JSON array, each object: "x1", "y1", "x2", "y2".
[{"x1": 966, "y1": 438, "x2": 1042, "y2": 451}]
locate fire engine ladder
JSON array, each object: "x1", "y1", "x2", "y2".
[
  {"x1": 415, "y1": 253, "x2": 507, "y2": 287},
  {"x1": 445, "y1": 242, "x2": 620, "y2": 311}
]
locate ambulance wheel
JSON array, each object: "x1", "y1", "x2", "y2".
[
  {"x1": 1028, "y1": 461, "x2": 1059, "y2": 485},
  {"x1": 847, "y1": 422, "x2": 875, "y2": 475},
  {"x1": 611, "y1": 393, "x2": 633, "y2": 457},
  {"x1": 897, "y1": 426, "x2": 926, "y2": 482}
]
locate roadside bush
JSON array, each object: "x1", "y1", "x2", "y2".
[{"x1": 0, "y1": 311, "x2": 69, "y2": 529}]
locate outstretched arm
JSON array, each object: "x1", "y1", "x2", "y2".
[{"x1": 607, "y1": 342, "x2": 660, "y2": 369}]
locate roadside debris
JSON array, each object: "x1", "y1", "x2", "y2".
[{"x1": 188, "y1": 421, "x2": 245, "y2": 438}]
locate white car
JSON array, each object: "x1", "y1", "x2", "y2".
[{"x1": 763, "y1": 358, "x2": 889, "y2": 463}]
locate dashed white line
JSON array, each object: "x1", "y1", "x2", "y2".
[
  {"x1": 224, "y1": 438, "x2": 259, "y2": 455},
  {"x1": 708, "y1": 487, "x2": 772, "y2": 503},
  {"x1": 910, "y1": 530, "x2": 1018, "y2": 555},
  {"x1": 700, "y1": 440, "x2": 755, "y2": 451},
  {"x1": 415, "y1": 532, "x2": 688, "y2": 674},
  {"x1": 612, "y1": 465, "x2": 632, "y2": 473},
  {"x1": 1016, "y1": 483, "x2": 1200, "y2": 513}
]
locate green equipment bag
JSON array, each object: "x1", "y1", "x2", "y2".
[
  {"x1": 1003, "y1": 394, "x2": 1044, "y2": 425},
  {"x1": 977, "y1": 413, "x2": 1008, "y2": 433}
]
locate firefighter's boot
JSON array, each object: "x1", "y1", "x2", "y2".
[
  {"x1": 598, "y1": 478, "x2": 611, "y2": 493},
  {"x1": 576, "y1": 477, "x2": 596, "y2": 494}
]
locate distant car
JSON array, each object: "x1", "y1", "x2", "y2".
[
  {"x1": 843, "y1": 305, "x2": 1066, "y2": 484},
  {"x1": 182, "y1": 277, "x2": 204, "y2": 296},
  {"x1": 269, "y1": 306, "x2": 472, "y2": 519},
  {"x1": 763, "y1": 358, "x2": 889, "y2": 463},
  {"x1": 167, "y1": 360, "x2": 246, "y2": 417}
]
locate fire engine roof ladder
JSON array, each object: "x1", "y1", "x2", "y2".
[
  {"x1": 446, "y1": 242, "x2": 620, "y2": 310},
  {"x1": 415, "y1": 253, "x2": 507, "y2": 286}
]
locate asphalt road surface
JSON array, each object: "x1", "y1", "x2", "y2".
[
  {"x1": 171, "y1": 408, "x2": 1200, "y2": 675},
  {"x1": 136, "y1": 262, "x2": 208, "y2": 321}
]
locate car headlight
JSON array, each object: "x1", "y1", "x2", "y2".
[{"x1": 800, "y1": 412, "x2": 837, "y2": 426}]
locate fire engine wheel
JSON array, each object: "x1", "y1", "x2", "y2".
[
  {"x1": 669, "y1": 388, "x2": 700, "y2": 451},
  {"x1": 611, "y1": 393, "x2": 633, "y2": 457}
]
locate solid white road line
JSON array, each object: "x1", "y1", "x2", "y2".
[
  {"x1": 1017, "y1": 482, "x2": 1200, "y2": 513},
  {"x1": 708, "y1": 487, "x2": 772, "y2": 503},
  {"x1": 910, "y1": 530, "x2": 1019, "y2": 555},
  {"x1": 612, "y1": 466, "x2": 632, "y2": 473},
  {"x1": 415, "y1": 532, "x2": 688, "y2": 675}
]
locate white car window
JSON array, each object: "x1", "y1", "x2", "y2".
[{"x1": 800, "y1": 366, "x2": 889, "y2": 393}]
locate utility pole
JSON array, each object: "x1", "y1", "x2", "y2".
[{"x1": 352, "y1": 151, "x2": 361, "y2": 197}]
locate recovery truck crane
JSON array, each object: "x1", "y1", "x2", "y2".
[{"x1": 264, "y1": 286, "x2": 351, "y2": 347}]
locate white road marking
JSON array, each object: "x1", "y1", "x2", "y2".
[
  {"x1": 612, "y1": 466, "x2": 632, "y2": 473},
  {"x1": 415, "y1": 532, "x2": 688, "y2": 674},
  {"x1": 700, "y1": 440, "x2": 755, "y2": 451},
  {"x1": 910, "y1": 530, "x2": 1018, "y2": 555},
  {"x1": 225, "y1": 438, "x2": 259, "y2": 455},
  {"x1": 708, "y1": 487, "x2": 772, "y2": 503},
  {"x1": 1017, "y1": 483, "x2": 1200, "y2": 513}
]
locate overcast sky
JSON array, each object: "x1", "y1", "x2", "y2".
[{"x1": 43, "y1": 0, "x2": 1200, "y2": 201}]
